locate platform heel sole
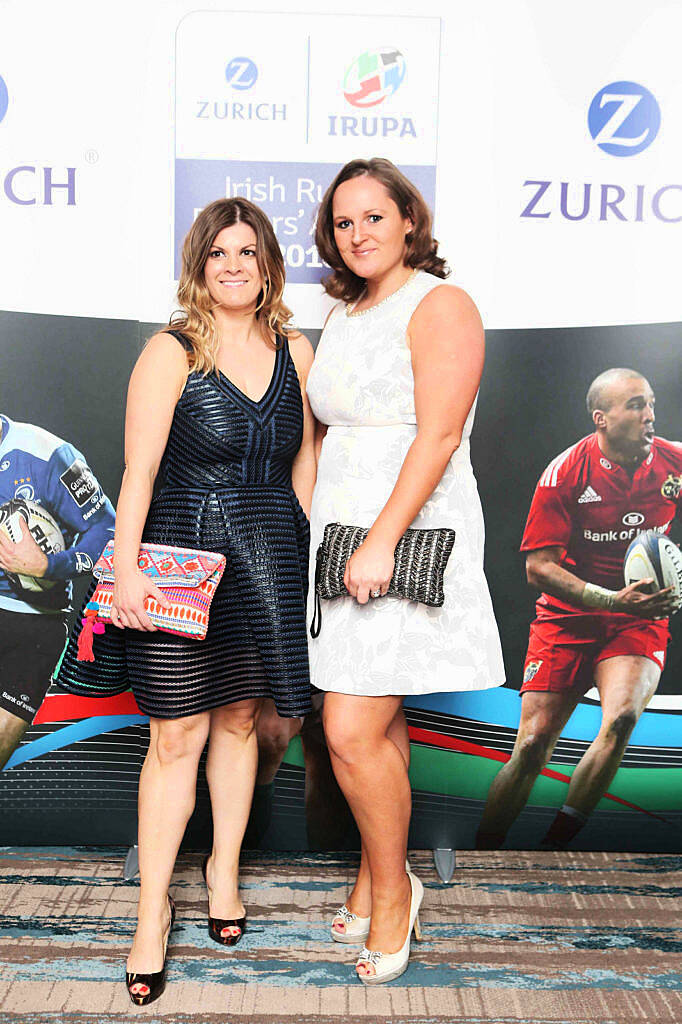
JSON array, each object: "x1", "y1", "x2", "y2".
[{"x1": 331, "y1": 927, "x2": 370, "y2": 944}]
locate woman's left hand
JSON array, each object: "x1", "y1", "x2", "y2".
[{"x1": 344, "y1": 536, "x2": 395, "y2": 604}]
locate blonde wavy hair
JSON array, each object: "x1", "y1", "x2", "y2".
[{"x1": 169, "y1": 197, "x2": 293, "y2": 373}]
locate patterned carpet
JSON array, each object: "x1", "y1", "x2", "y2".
[{"x1": 0, "y1": 848, "x2": 681, "y2": 1023}]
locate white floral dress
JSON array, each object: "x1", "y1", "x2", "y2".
[{"x1": 306, "y1": 270, "x2": 505, "y2": 696}]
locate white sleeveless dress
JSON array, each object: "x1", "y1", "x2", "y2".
[{"x1": 306, "y1": 270, "x2": 505, "y2": 696}]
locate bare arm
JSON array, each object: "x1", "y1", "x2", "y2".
[
  {"x1": 345, "y1": 284, "x2": 483, "y2": 603},
  {"x1": 110, "y1": 332, "x2": 188, "y2": 630},
  {"x1": 288, "y1": 331, "x2": 317, "y2": 519},
  {"x1": 526, "y1": 546, "x2": 677, "y2": 618}
]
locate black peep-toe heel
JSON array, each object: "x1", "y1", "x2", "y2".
[
  {"x1": 202, "y1": 854, "x2": 247, "y2": 946},
  {"x1": 125, "y1": 895, "x2": 176, "y2": 1006}
]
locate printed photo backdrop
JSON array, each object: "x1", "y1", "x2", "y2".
[{"x1": 0, "y1": 0, "x2": 680, "y2": 851}]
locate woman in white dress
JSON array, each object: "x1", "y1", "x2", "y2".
[{"x1": 306, "y1": 158, "x2": 504, "y2": 984}]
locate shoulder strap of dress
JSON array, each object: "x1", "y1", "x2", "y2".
[
  {"x1": 278, "y1": 332, "x2": 295, "y2": 365},
  {"x1": 165, "y1": 328, "x2": 193, "y2": 353},
  {"x1": 410, "y1": 271, "x2": 448, "y2": 303}
]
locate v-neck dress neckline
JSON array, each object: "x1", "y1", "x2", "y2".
[
  {"x1": 213, "y1": 340, "x2": 286, "y2": 427},
  {"x1": 216, "y1": 342, "x2": 282, "y2": 407}
]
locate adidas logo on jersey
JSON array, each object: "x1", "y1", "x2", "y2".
[{"x1": 578, "y1": 486, "x2": 602, "y2": 504}]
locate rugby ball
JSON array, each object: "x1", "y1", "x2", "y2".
[
  {"x1": 0, "y1": 498, "x2": 64, "y2": 591},
  {"x1": 624, "y1": 530, "x2": 682, "y2": 611}
]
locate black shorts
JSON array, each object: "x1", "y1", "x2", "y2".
[{"x1": 0, "y1": 608, "x2": 67, "y2": 723}]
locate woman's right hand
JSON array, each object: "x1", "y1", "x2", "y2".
[{"x1": 110, "y1": 569, "x2": 172, "y2": 631}]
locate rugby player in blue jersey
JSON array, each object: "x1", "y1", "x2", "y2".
[{"x1": 0, "y1": 414, "x2": 114, "y2": 768}]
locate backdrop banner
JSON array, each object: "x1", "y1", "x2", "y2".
[{"x1": 0, "y1": 0, "x2": 680, "y2": 853}]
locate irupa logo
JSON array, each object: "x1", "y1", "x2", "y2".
[
  {"x1": 343, "y1": 49, "x2": 406, "y2": 108},
  {"x1": 328, "y1": 115, "x2": 416, "y2": 139},
  {"x1": 330, "y1": 48, "x2": 415, "y2": 139}
]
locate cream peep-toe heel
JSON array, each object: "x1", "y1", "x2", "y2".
[
  {"x1": 331, "y1": 904, "x2": 371, "y2": 944},
  {"x1": 331, "y1": 859, "x2": 411, "y2": 944},
  {"x1": 355, "y1": 871, "x2": 423, "y2": 985}
]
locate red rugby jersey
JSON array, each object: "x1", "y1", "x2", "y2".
[{"x1": 521, "y1": 434, "x2": 682, "y2": 617}]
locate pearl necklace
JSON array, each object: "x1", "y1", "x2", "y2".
[{"x1": 345, "y1": 269, "x2": 419, "y2": 318}]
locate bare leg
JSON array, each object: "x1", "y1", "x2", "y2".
[
  {"x1": 254, "y1": 699, "x2": 302, "y2": 785},
  {"x1": 346, "y1": 706, "x2": 411, "y2": 921},
  {"x1": 324, "y1": 693, "x2": 411, "y2": 976},
  {"x1": 388, "y1": 705, "x2": 411, "y2": 769},
  {"x1": 476, "y1": 690, "x2": 580, "y2": 846},
  {"x1": 243, "y1": 700, "x2": 302, "y2": 847},
  {"x1": 127, "y1": 712, "x2": 210, "y2": 997},
  {"x1": 301, "y1": 713, "x2": 357, "y2": 851},
  {"x1": 0, "y1": 708, "x2": 29, "y2": 771},
  {"x1": 563, "y1": 656, "x2": 659, "y2": 816},
  {"x1": 204, "y1": 699, "x2": 261, "y2": 938}
]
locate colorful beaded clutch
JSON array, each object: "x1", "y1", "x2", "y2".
[{"x1": 76, "y1": 540, "x2": 227, "y2": 662}]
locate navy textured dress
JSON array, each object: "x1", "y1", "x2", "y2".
[{"x1": 56, "y1": 330, "x2": 312, "y2": 719}]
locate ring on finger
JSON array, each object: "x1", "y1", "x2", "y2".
[{"x1": 371, "y1": 588, "x2": 381, "y2": 599}]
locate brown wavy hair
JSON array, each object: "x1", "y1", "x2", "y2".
[
  {"x1": 315, "y1": 158, "x2": 449, "y2": 302},
  {"x1": 169, "y1": 197, "x2": 293, "y2": 373}
]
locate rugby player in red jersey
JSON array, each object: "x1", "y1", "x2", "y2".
[{"x1": 476, "y1": 368, "x2": 681, "y2": 850}]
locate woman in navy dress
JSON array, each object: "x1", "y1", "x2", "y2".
[{"x1": 58, "y1": 197, "x2": 315, "y2": 1003}]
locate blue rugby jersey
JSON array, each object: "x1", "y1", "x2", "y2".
[{"x1": 0, "y1": 415, "x2": 115, "y2": 614}]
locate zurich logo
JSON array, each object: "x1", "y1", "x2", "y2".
[
  {"x1": 225, "y1": 57, "x2": 258, "y2": 91},
  {"x1": 588, "y1": 82, "x2": 660, "y2": 157},
  {"x1": 344, "y1": 48, "x2": 406, "y2": 108},
  {"x1": 623, "y1": 511, "x2": 645, "y2": 526},
  {"x1": 0, "y1": 75, "x2": 8, "y2": 125}
]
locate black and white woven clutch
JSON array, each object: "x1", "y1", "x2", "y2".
[{"x1": 310, "y1": 522, "x2": 456, "y2": 637}]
